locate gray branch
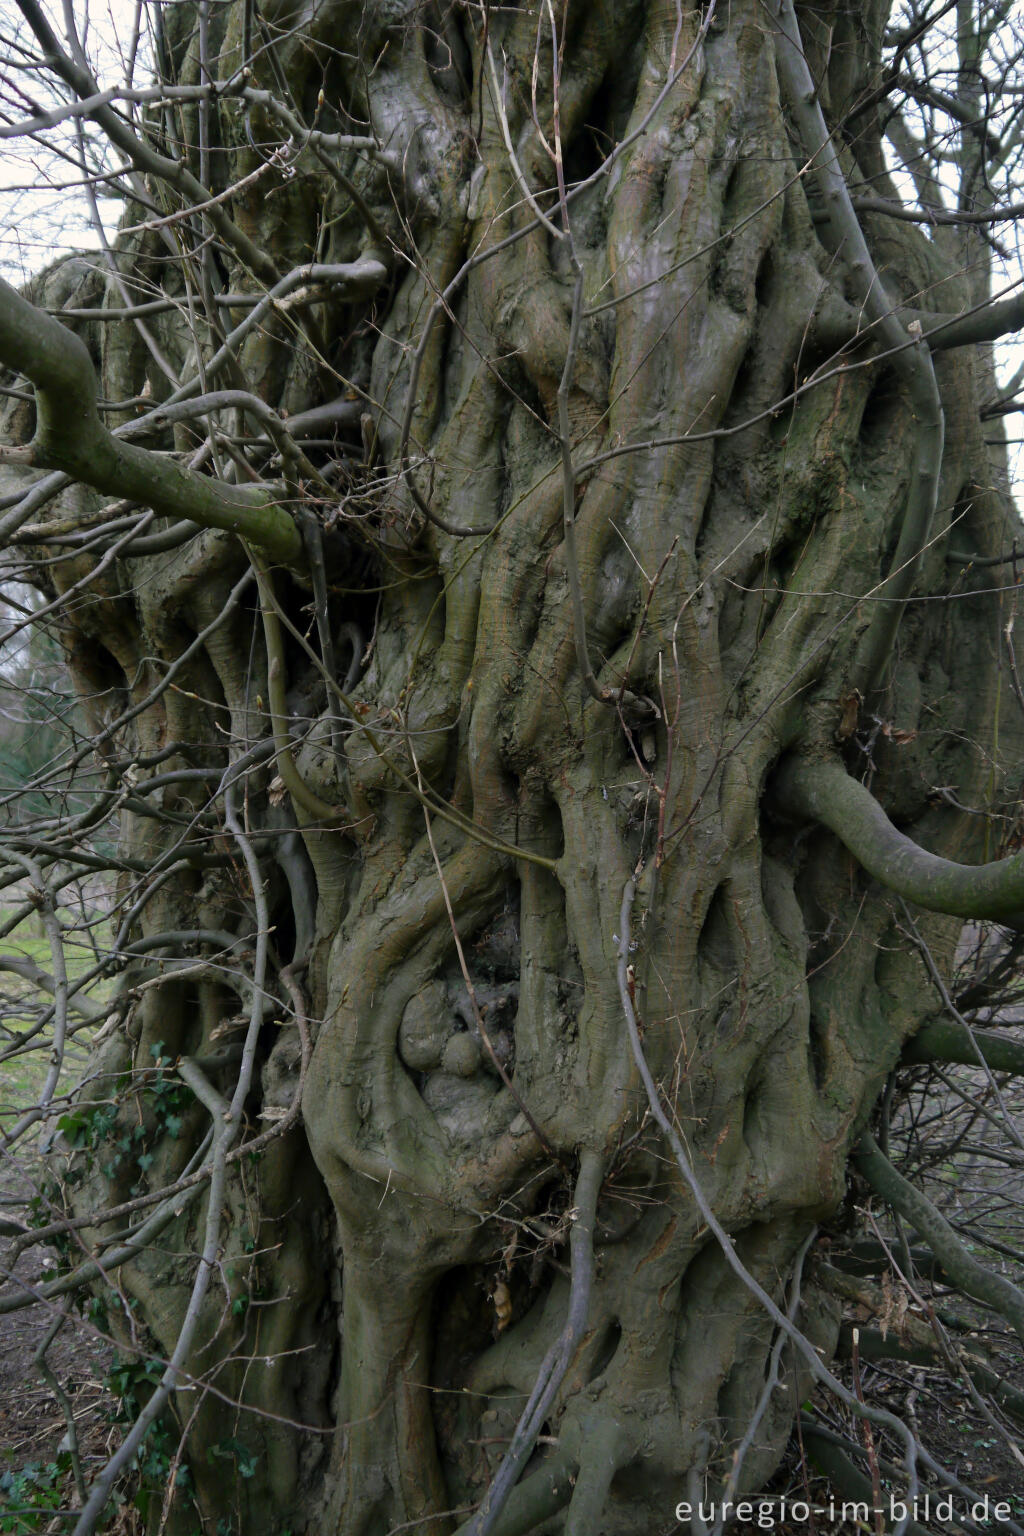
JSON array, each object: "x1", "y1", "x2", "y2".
[
  {"x1": 775, "y1": 756, "x2": 1024, "y2": 926},
  {"x1": 0, "y1": 274, "x2": 303, "y2": 563},
  {"x1": 854, "y1": 1132, "x2": 1024, "y2": 1346},
  {"x1": 456, "y1": 1149, "x2": 604, "y2": 1536}
]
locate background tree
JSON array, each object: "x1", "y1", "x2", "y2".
[{"x1": 2, "y1": 1, "x2": 1024, "y2": 1533}]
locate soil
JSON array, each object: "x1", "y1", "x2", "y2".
[
  {"x1": 1, "y1": 1151, "x2": 114, "y2": 1523},
  {"x1": 728, "y1": 1268, "x2": 1024, "y2": 1536}
]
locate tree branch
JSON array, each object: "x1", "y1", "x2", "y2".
[
  {"x1": 15, "y1": 0, "x2": 281, "y2": 287},
  {"x1": 0, "y1": 275, "x2": 302, "y2": 563},
  {"x1": 918, "y1": 285, "x2": 1024, "y2": 350},
  {"x1": 775, "y1": 756, "x2": 1024, "y2": 926},
  {"x1": 456, "y1": 1149, "x2": 604, "y2": 1536},
  {"x1": 902, "y1": 1018, "x2": 1024, "y2": 1074},
  {"x1": 854, "y1": 1132, "x2": 1024, "y2": 1346},
  {"x1": 801, "y1": 1420, "x2": 933, "y2": 1536}
]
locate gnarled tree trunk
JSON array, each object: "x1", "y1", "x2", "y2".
[{"x1": 1, "y1": 0, "x2": 1021, "y2": 1532}]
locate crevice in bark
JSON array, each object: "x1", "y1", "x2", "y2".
[
  {"x1": 857, "y1": 366, "x2": 902, "y2": 451},
  {"x1": 583, "y1": 1316, "x2": 621, "y2": 1386},
  {"x1": 696, "y1": 882, "x2": 741, "y2": 1007}
]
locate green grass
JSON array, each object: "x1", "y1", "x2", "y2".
[{"x1": 0, "y1": 905, "x2": 111, "y2": 1130}]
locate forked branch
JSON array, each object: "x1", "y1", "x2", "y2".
[
  {"x1": 455, "y1": 1149, "x2": 604, "y2": 1536},
  {"x1": 0, "y1": 275, "x2": 303, "y2": 563}
]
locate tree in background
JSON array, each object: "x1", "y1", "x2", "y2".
[{"x1": 2, "y1": 1, "x2": 1024, "y2": 1532}]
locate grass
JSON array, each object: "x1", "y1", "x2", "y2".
[{"x1": 0, "y1": 904, "x2": 111, "y2": 1132}]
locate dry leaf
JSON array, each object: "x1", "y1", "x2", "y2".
[
  {"x1": 492, "y1": 1281, "x2": 512, "y2": 1332},
  {"x1": 836, "y1": 688, "x2": 863, "y2": 741}
]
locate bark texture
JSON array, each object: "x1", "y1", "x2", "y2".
[{"x1": 1, "y1": 1, "x2": 1020, "y2": 1532}]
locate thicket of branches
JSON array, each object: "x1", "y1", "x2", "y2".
[{"x1": 2, "y1": 1, "x2": 1024, "y2": 1534}]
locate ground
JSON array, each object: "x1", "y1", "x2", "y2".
[{"x1": 0, "y1": 1152, "x2": 114, "y2": 1532}]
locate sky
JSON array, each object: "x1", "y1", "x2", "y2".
[{"x1": 0, "y1": 0, "x2": 138, "y2": 281}]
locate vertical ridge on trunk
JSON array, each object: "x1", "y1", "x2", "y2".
[{"x1": 0, "y1": 0, "x2": 1022, "y2": 1531}]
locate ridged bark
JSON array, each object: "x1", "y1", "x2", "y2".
[{"x1": 1, "y1": 1, "x2": 1020, "y2": 1531}]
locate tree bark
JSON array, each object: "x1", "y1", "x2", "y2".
[{"x1": 1, "y1": 0, "x2": 1022, "y2": 1532}]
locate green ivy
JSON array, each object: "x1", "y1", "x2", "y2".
[
  {"x1": 0, "y1": 1454, "x2": 72, "y2": 1533},
  {"x1": 56, "y1": 1047, "x2": 192, "y2": 1194}
]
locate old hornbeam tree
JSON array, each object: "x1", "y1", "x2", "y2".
[{"x1": 2, "y1": 0, "x2": 1024, "y2": 1531}]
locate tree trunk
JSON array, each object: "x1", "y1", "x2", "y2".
[{"x1": 1, "y1": 1, "x2": 1020, "y2": 1532}]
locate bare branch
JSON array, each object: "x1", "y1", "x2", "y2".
[{"x1": 775, "y1": 756, "x2": 1024, "y2": 926}]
